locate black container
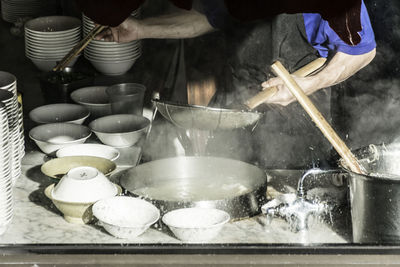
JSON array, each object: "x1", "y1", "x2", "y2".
[{"x1": 39, "y1": 67, "x2": 95, "y2": 104}]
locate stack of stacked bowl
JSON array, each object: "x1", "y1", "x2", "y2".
[
  {"x1": 0, "y1": 71, "x2": 24, "y2": 185},
  {"x1": 0, "y1": 102, "x2": 13, "y2": 236},
  {"x1": 1, "y1": 0, "x2": 57, "y2": 23},
  {"x1": 24, "y1": 16, "x2": 81, "y2": 72},
  {"x1": 82, "y1": 10, "x2": 142, "y2": 76}
]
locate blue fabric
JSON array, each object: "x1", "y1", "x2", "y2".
[
  {"x1": 201, "y1": 0, "x2": 230, "y2": 29},
  {"x1": 303, "y1": 1, "x2": 376, "y2": 57}
]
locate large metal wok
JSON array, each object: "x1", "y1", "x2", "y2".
[
  {"x1": 117, "y1": 156, "x2": 267, "y2": 220},
  {"x1": 153, "y1": 100, "x2": 262, "y2": 131}
]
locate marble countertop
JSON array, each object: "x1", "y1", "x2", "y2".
[{"x1": 0, "y1": 146, "x2": 348, "y2": 245}]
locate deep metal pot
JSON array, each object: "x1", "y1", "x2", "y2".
[
  {"x1": 342, "y1": 144, "x2": 400, "y2": 243},
  {"x1": 116, "y1": 156, "x2": 268, "y2": 220}
]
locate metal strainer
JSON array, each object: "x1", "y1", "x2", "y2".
[{"x1": 153, "y1": 99, "x2": 262, "y2": 131}]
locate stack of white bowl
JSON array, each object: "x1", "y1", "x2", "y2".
[
  {"x1": 0, "y1": 102, "x2": 13, "y2": 236},
  {"x1": 82, "y1": 10, "x2": 142, "y2": 76},
  {"x1": 0, "y1": 71, "x2": 24, "y2": 185},
  {"x1": 1, "y1": 0, "x2": 57, "y2": 23},
  {"x1": 24, "y1": 16, "x2": 81, "y2": 72}
]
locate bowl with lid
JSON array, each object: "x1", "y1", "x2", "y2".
[{"x1": 44, "y1": 166, "x2": 121, "y2": 224}]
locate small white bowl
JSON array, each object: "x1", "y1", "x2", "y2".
[
  {"x1": 162, "y1": 208, "x2": 230, "y2": 242},
  {"x1": 89, "y1": 114, "x2": 150, "y2": 148},
  {"x1": 56, "y1": 143, "x2": 120, "y2": 161},
  {"x1": 29, "y1": 123, "x2": 91, "y2": 154},
  {"x1": 70, "y1": 86, "x2": 112, "y2": 119},
  {"x1": 27, "y1": 55, "x2": 79, "y2": 71},
  {"x1": 92, "y1": 196, "x2": 160, "y2": 239},
  {"x1": 86, "y1": 57, "x2": 137, "y2": 76},
  {"x1": 29, "y1": 103, "x2": 90, "y2": 124},
  {"x1": 52, "y1": 166, "x2": 118, "y2": 203},
  {"x1": 25, "y1": 16, "x2": 81, "y2": 33}
]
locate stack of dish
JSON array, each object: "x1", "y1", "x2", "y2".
[
  {"x1": 82, "y1": 11, "x2": 141, "y2": 76},
  {"x1": 0, "y1": 102, "x2": 13, "y2": 235},
  {"x1": 0, "y1": 71, "x2": 24, "y2": 185},
  {"x1": 0, "y1": 72, "x2": 24, "y2": 157},
  {"x1": 1, "y1": 0, "x2": 57, "y2": 23},
  {"x1": 24, "y1": 16, "x2": 81, "y2": 71}
]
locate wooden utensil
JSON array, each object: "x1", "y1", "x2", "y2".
[
  {"x1": 244, "y1": 57, "x2": 327, "y2": 110},
  {"x1": 53, "y1": 25, "x2": 106, "y2": 72},
  {"x1": 187, "y1": 76, "x2": 217, "y2": 107},
  {"x1": 271, "y1": 60, "x2": 365, "y2": 174},
  {"x1": 186, "y1": 76, "x2": 217, "y2": 155}
]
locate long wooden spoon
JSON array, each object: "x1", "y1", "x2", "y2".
[
  {"x1": 271, "y1": 60, "x2": 365, "y2": 174},
  {"x1": 244, "y1": 57, "x2": 327, "y2": 110}
]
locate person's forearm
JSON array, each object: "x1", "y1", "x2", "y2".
[
  {"x1": 303, "y1": 49, "x2": 376, "y2": 94},
  {"x1": 137, "y1": 9, "x2": 215, "y2": 39}
]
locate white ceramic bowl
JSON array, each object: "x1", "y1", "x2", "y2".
[
  {"x1": 28, "y1": 57, "x2": 79, "y2": 72},
  {"x1": 86, "y1": 58, "x2": 137, "y2": 76},
  {"x1": 29, "y1": 103, "x2": 90, "y2": 124},
  {"x1": 70, "y1": 86, "x2": 112, "y2": 119},
  {"x1": 84, "y1": 50, "x2": 140, "y2": 61},
  {"x1": 25, "y1": 16, "x2": 81, "y2": 34},
  {"x1": 162, "y1": 208, "x2": 230, "y2": 242},
  {"x1": 89, "y1": 39, "x2": 140, "y2": 48},
  {"x1": 89, "y1": 114, "x2": 150, "y2": 147},
  {"x1": 52, "y1": 166, "x2": 118, "y2": 203},
  {"x1": 25, "y1": 47, "x2": 73, "y2": 57},
  {"x1": 56, "y1": 143, "x2": 120, "y2": 161},
  {"x1": 85, "y1": 45, "x2": 141, "y2": 53},
  {"x1": 29, "y1": 123, "x2": 92, "y2": 154},
  {"x1": 26, "y1": 36, "x2": 80, "y2": 46},
  {"x1": 92, "y1": 196, "x2": 160, "y2": 239}
]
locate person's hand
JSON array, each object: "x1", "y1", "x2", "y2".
[
  {"x1": 95, "y1": 17, "x2": 141, "y2": 43},
  {"x1": 261, "y1": 76, "x2": 317, "y2": 106}
]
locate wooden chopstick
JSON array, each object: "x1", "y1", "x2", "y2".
[{"x1": 53, "y1": 25, "x2": 106, "y2": 72}]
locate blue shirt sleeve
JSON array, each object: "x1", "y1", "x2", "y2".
[
  {"x1": 201, "y1": 0, "x2": 231, "y2": 29},
  {"x1": 303, "y1": 0, "x2": 376, "y2": 58}
]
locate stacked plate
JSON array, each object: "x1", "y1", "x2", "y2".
[
  {"x1": 0, "y1": 102, "x2": 13, "y2": 236},
  {"x1": 82, "y1": 11, "x2": 142, "y2": 76},
  {"x1": 24, "y1": 16, "x2": 81, "y2": 72},
  {"x1": 0, "y1": 71, "x2": 24, "y2": 185},
  {"x1": 1, "y1": 0, "x2": 57, "y2": 23}
]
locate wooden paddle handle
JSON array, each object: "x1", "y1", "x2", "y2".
[
  {"x1": 244, "y1": 87, "x2": 278, "y2": 110},
  {"x1": 271, "y1": 61, "x2": 365, "y2": 174},
  {"x1": 244, "y1": 57, "x2": 327, "y2": 110},
  {"x1": 53, "y1": 25, "x2": 106, "y2": 72}
]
